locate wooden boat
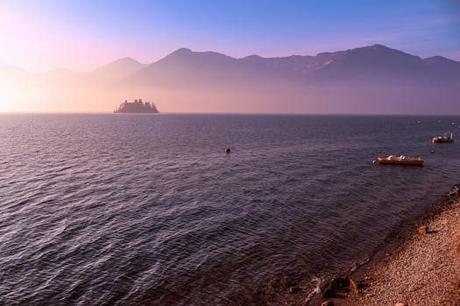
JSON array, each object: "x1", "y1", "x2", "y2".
[
  {"x1": 374, "y1": 155, "x2": 424, "y2": 166},
  {"x1": 432, "y1": 132, "x2": 454, "y2": 144}
]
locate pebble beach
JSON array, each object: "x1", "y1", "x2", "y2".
[{"x1": 317, "y1": 185, "x2": 460, "y2": 306}]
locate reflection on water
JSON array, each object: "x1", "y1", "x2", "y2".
[{"x1": 0, "y1": 114, "x2": 459, "y2": 305}]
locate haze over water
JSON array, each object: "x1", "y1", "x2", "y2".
[{"x1": 1, "y1": 113, "x2": 459, "y2": 305}]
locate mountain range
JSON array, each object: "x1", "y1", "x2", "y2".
[{"x1": 1, "y1": 44, "x2": 459, "y2": 114}]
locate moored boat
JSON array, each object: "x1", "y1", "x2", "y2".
[
  {"x1": 432, "y1": 132, "x2": 454, "y2": 144},
  {"x1": 374, "y1": 155, "x2": 424, "y2": 166}
]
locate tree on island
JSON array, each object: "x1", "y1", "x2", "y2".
[{"x1": 114, "y1": 99, "x2": 159, "y2": 113}]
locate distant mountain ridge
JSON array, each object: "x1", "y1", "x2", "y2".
[
  {"x1": 1, "y1": 44, "x2": 460, "y2": 114},
  {"x1": 4, "y1": 44, "x2": 460, "y2": 80},
  {"x1": 93, "y1": 57, "x2": 146, "y2": 79}
]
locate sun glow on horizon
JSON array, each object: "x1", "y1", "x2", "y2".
[{"x1": 0, "y1": 0, "x2": 459, "y2": 114}]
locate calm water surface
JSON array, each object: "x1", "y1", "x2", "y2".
[{"x1": 1, "y1": 114, "x2": 459, "y2": 305}]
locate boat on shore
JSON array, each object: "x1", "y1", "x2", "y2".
[
  {"x1": 432, "y1": 132, "x2": 454, "y2": 144},
  {"x1": 374, "y1": 155, "x2": 424, "y2": 166}
]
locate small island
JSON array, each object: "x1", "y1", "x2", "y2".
[{"x1": 114, "y1": 99, "x2": 159, "y2": 114}]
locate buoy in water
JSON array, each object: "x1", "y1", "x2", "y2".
[{"x1": 225, "y1": 147, "x2": 231, "y2": 154}]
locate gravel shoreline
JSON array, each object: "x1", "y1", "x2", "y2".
[{"x1": 313, "y1": 185, "x2": 460, "y2": 306}]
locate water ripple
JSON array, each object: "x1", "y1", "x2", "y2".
[{"x1": 0, "y1": 114, "x2": 459, "y2": 305}]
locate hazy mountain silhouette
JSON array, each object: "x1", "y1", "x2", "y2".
[
  {"x1": 93, "y1": 57, "x2": 146, "y2": 80},
  {"x1": 1, "y1": 44, "x2": 459, "y2": 114},
  {"x1": 0, "y1": 62, "x2": 27, "y2": 77},
  {"x1": 124, "y1": 44, "x2": 460, "y2": 83}
]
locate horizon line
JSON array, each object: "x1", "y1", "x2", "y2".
[{"x1": 1, "y1": 111, "x2": 460, "y2": 117}]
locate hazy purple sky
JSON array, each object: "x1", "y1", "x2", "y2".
[{"x1": 1, "y1": 0, "x2": 459, "y2": 72}]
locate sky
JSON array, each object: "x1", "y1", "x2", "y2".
[{"x1": 0, "y1": 0, "x2": 459, "y2": 72}]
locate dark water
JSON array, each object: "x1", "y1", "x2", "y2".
[{"x1": 1, "y1": 114, "x2": 459, "y2": 305}]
